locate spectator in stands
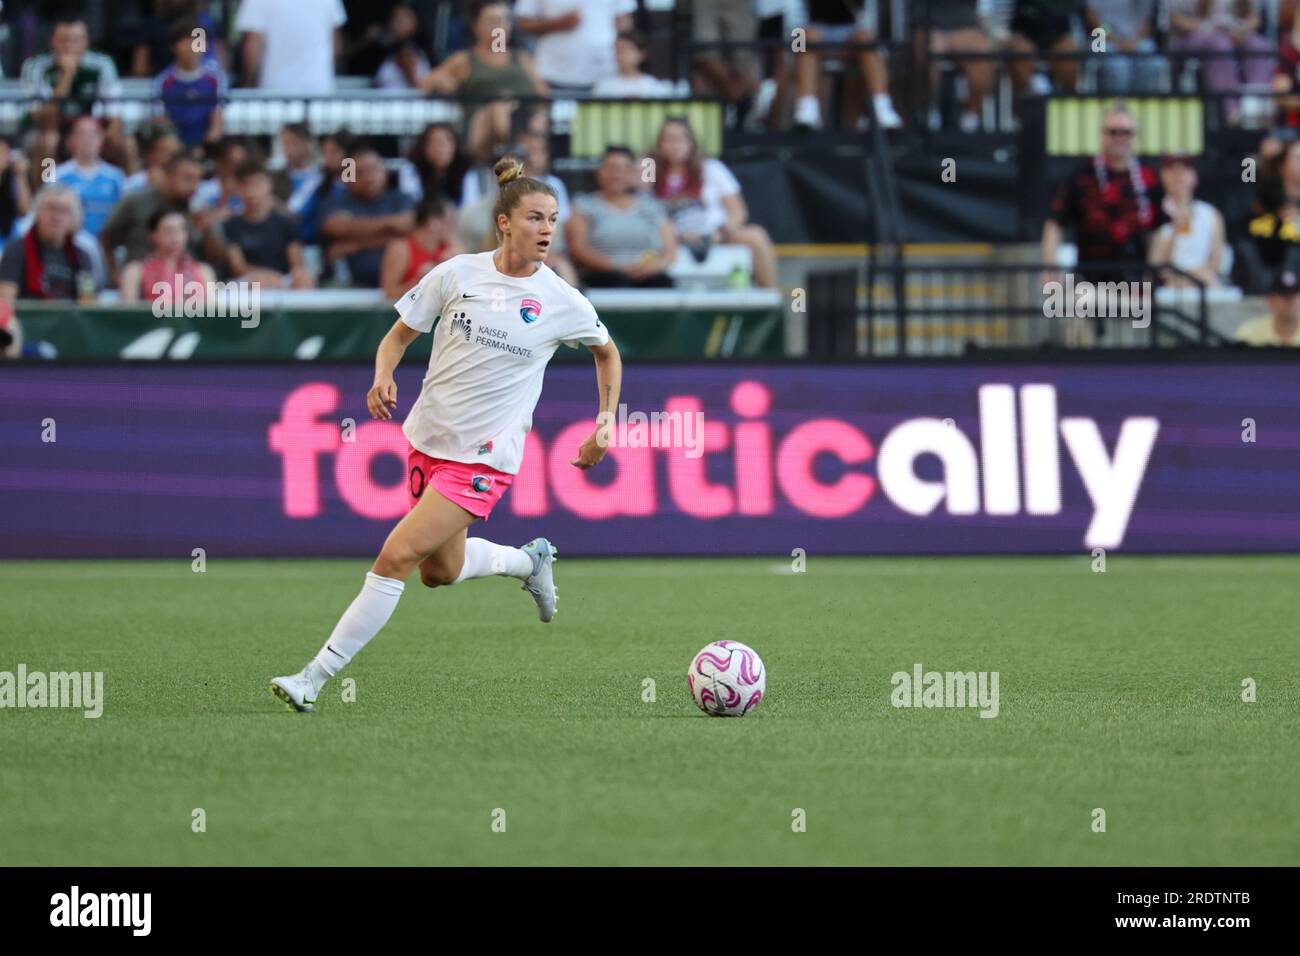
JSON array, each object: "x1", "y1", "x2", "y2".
[
  {"x1": 1148, "y1": 153, "x2": 1225, "y2": 287},
  {"x1": 20, "y1": 13, "x2": 125, "y2": 183},
  {"x1": 398, "y1": 123, "x2": 472, "y2": 206},
  {"x1": 1170, "y1": 2, "x2": 1271, "y2": 122},
  {"x1": 124, "y1": 124, "x2": 183, "y2": 193},
  {"x1": 20, "y1": 13, "x2": 122, "y2": 125},
  {"x1": 1234, "y1": 139, "x2": 1300, "y2": 289},
  {"x1": 1007, "y1": 0, "x2": 1081, "y2": 98},
  {"x1": 689, "y1": 0, "x2": 759, "y2": 123},
  {"x1": 129, "y1": 0, "x2": 226, "y2": 77},
  {"x1": 1235, "y1": 261, "x2": 1300, "y2": 344},
  {"x1": 915, "y1": 0, "x2": 995, "y2": 132},
  {"x1": 375, "y1": 4, "x2": 432, "y2": 90},
  {"x1": 650, "y1": 117, "x2": 777, "y2": 288},
  {"x1": 239, "y1": 0, "x2": 347, "y2": 93},
  {"x1": 0, "y1": 186, "x2": 97, "y2": 303},
  {"x1": 101, "y1": 152, "x2": 217, "y2": 283},
  {"x1": 290, "y1": 129, "x2": 354, "y2": 246},
  {"x1": 274, "y1": 123, "x2": 322, "y2": 238},
  {"x1": 419, "y1": 1, "x2": 549, "y2": 163},
  {"x1": 224, "y1": 159, "x2": 315, "y2": 289},
  {"x1": 1262, "y1": 135, "x2": 1300, "y2": 204},
  {"x1": 153, "y1": 16, "x2": 227, "y2": 148},
  {"x1": 794, "y1": 1, "x2": 903, "y2": 131},
  {"x1": 319, "y1": 146, "x2": 415, "y2": 287},
  {"x1": 1041, "y1": 103, "x2": 1163, "y2": 289},
  {"x1": 566, "y1": 145, "x2": 676, "y2": 288},
  {"x1": 118, "y1": 209, "x2": 216, "y2": 305},
  {"x1": 0, "y1": 138, "x2": 32, "y2": 242},
  {"x1": 516, "y1": 0, "x2": 635, "y2": 96},
  {"x1": 593, "y1": 30, "x2": 676, "y2": 98},
  {"x1": 380, "y1": 195, "x2": 459, "y2": 299},
  {"x1": 56, "y1": 117, "x2": 126, "y2": 239},
  {"x1": 1085, "y1": 1, "x2": 1163, "y2": 93},
  {"x1": 193, "y1": 137, "x2": 249, "y2": 221}
]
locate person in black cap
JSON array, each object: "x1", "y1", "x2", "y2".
[{"x1": 1235, "y1": 263, "x2": 1300, "y2": 346}]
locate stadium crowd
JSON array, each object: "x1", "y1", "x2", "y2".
[{"x1": 2, "y1": 1, "x2": 1300, "y2": 354}]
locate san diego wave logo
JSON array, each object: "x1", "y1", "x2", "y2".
[
  {"x1": 449, "y1": 312, "x2": 471, "y2": 340},
  {"x1": 520, "y1": 298, "x2": 542, "y2": 324}
]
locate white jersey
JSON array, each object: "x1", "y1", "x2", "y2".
[{"x1": 395, "y1": 251, "x2": 610, "y2": 474}]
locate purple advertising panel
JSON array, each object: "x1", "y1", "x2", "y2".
[{"x1": 0, "y1": 362, "x2": 1297, "y2": 557}]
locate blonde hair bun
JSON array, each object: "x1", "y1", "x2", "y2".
[{"x1": 494, "y1": 156, "x2": 526, "y2": 186}]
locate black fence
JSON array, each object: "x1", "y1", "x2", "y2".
[{"x1": 808, "y1": 261, "x2": 1223, "y2": 358}]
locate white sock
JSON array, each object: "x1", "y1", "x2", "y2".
[
  {"x1": 873, "y1": 93, "x2": 894, "y2": 110},
  {"x1": 794, "y1": 95, "x2": 821, "y2": 126},
  {"x1": 307, "y1": 572, "x2": 406, "y2": 688},
  {"x1": 452, "y1": 537, "x2": 534, "y2": 584}
]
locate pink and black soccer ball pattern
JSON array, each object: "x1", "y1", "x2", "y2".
[{"x1": 687, "y1": 640, "x2": 766, "y2": 717}]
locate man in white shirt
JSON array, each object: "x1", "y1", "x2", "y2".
[
  {"x1": 515, "y1": 0, "x2": 637, "y2": 96},
  {"x1": 238, "y1": 0, "x2": 348, "y2": 94}
]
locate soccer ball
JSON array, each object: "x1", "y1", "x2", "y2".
[{"x1": 687, "y1": 640, "x2": 766, "y2": 717}]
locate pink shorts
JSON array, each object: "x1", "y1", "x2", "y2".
[{"x1": 406, "y1": 445, "x2": 513, "y2": 519}]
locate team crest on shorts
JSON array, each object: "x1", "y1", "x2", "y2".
[
  {"x1": 471, "y1": 475, "x2": 493, "y2": 493},
  {"x1": 519, "y1": 298, "x2": 542, "y2": 324}
]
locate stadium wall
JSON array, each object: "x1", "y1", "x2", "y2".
[{"x1": 2, "y1": 360, "x2": 1297, "y2": 558}]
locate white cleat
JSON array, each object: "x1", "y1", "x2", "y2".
[
  {"x1": 520, "y1": 537, "x2": 559, "y2": 623},
  {"x1": 269, "y1": 671, "x2": 316, "y2": 713}
]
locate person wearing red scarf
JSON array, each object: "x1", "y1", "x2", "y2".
[
  {"x1": 1041, "y1": 104, "x2": 1165, "y2": 288},
  {"x1": 0, "y1": 185, "x2": 95, "y2": 306}
]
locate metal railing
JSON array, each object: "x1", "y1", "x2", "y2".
[{"x1": 842, "y1": 261, "x2": 1225, "y2": 357}]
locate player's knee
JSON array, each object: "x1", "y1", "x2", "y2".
[
  {"x1": 373, "y1": 548, "x2": 416, "y2": 581},
  {"x1": 420, "y1": 566, "x2": 457, "y2": 588},
  {"x1": 419, "y1": 558, "x2": 461, "y2": 588}
]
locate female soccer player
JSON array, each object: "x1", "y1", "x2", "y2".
[{"x1": 270, "y1": 157, "x2": 622, "y2": 713}]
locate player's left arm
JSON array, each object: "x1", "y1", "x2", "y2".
[{"x1": 571, "y1": 337, "x2": 622, "y2": 470}]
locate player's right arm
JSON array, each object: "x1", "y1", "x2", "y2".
[
  {"x1": 368, "y1": 259, "x2": 456, "y2": 420},
  {"x1": 367, "y1": 319, "x2": 421, "y2": 420}
]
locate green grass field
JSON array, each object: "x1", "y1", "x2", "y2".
[{"x1": 1, "y1": 555, "x2": 1297, "y2": 866}]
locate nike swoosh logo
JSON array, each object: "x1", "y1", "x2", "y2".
[
  {"x1": 326, "y1": 644, "x2": 344, "y2": 659},
  {"x1": 462, "y1": 294, "x2": 479, "y2": 299}
]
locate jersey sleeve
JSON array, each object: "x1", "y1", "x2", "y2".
[
  {"x1": 559, "y1": 288, "x2": 610, "y2": 349},
  {"x1": 395, "y1": 258, "x2": 456, "y2": 333}
]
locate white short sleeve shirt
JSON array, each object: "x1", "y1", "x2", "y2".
[
  {"x1": 237, "y1": 0, "x2": 347, "y2": 93},
  {"x1": 395, "y1": 251, "x2": 610, "y2": 474},
  {"x1": 514, "y1": 0, "x2": 637, "y2": 88}
]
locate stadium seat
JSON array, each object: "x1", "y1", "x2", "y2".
[{"x1": 668, "y1": 244, "x2": 754, "y2": 290}]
